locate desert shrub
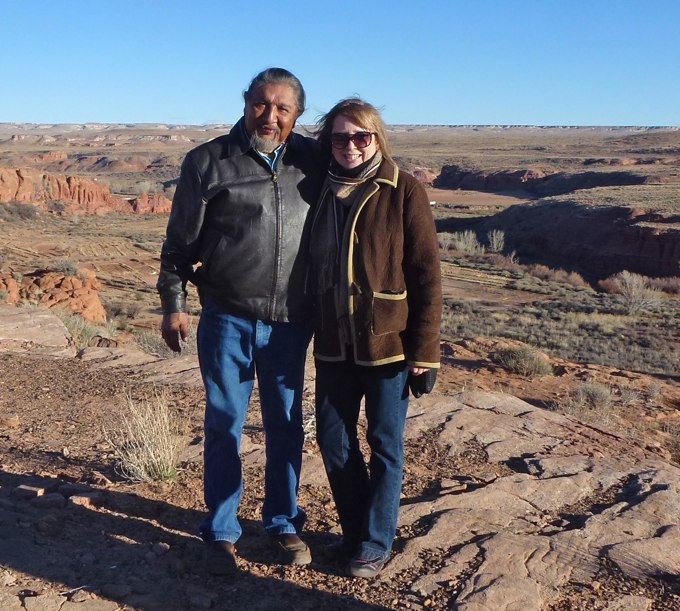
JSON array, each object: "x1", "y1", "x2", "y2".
[
  {"x1": 47, "y1": 200, "x2": 67, "y2": 215},
  {"x1": 105, "y1": 299, "x2": 143, "y2": 320},
  {"x1": 617, "y1": 385, "x2": 639, "y2": 406},
  {"x1": 51, "y1": 258, "x2": 79, "y2": 276},
  {"x1": 644, "y1": 381, "x2": 662, "y2": 402},
  {"x1": 485, "y1": 251, "x2": 520, "y2": 272},
  {"x1": 53, "y1": 308, "x2": 101, "y2": 349},
  {"x1": 526, "y1": 264, "x2": 589, "y2": 289},
  {"x1": 492, "y1": 345, "x2": 552, "y2": 378},
  {"x1": 105, "y1": 389, "x2": 185, "y2": 482},
  {"x1": 0, "y1": 289, "x2": 8, "y2": 303},
  {"x1": 0, "y1": 201, "x2": 39, "y2": 222},
  {"x1": 562, "y1": 382, "x2": 616, "y2": 426},
  {"x1": 600, "y1": 270, "x2": 662, "y2": 315},
  {"x1": 452, "y1": 230, "x2": 485, "y2": 256},
  {"x1": 660, "y1": 422, "x2": 680, "y2": 464},
  {"x1": 486, "y1": 229, "x2": 505, "y2": 253},
  {"x1": 439, "y1": 232, "x2": 454, "y2": 254},
  {"x1": 648, "y1": 276, "x2": 680, "y2": 295}
]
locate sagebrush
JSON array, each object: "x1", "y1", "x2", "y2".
[{"x1": 106, "y1": 389, "x2": 186, "y2": 482}]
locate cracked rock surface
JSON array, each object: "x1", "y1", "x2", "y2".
[{"x1": 0, "y1": 310, "x2": 679, "y2": 610}]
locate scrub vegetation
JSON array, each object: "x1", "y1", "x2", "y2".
[{"x1": 440, "y1": 243, "x2": 680, "y2": 377}]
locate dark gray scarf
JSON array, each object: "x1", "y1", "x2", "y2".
[{"x1": 308, "y1": 152, "x2": 383, "y2": 295}]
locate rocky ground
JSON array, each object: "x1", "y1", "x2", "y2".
[{"x1": 1, "y1": 307, "x2": 680, "y2": 610}]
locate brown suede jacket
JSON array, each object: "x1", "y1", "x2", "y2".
[{"x1": 312, "y1": 158, "x2": 442, "y2": 368}]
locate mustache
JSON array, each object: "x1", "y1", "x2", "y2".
[{"x1": 256, "y1": 122, "x2": 280, "y2": 133}]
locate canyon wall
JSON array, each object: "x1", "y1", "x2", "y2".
[{"x1": 478, "y1": 199, "x2": 680, "y2": 278}]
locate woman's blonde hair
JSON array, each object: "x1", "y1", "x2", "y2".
[{"x1": 315, "y1": 98, "x2": 393, "y2": 163}]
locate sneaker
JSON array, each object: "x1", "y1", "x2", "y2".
[
  {"x1": 348, "y1": 550, "x2": 389, "y2": 579},
  {"x1": 205, "y1": 540, "x2": 238, "y2": 576},
  {"x1": 271, "y1": 533, "x2": 312, "y2": 565}
]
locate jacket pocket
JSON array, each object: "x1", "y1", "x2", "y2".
[{"x1": 371, "y1": 290, "x2": 408, "y2": 336}]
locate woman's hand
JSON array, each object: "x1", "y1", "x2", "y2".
[{"x1": 409, "y1": 366, "x2": 428, "y2": 375}]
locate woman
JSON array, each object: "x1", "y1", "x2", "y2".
[{"x1": 309, "y1": 98, "x2": 442, "y2": 578}]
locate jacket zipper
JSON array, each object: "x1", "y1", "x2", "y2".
[{"x1": 269, "y1": 171, "x2": 281, "y2": 320}]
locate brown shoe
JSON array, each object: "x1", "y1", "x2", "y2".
[
  {"x1": 271, "y1": 533, "x2": 312, "y2": 565},
  {"x1": 205, "y1": 540, "x2": 238, "y2": 575}
]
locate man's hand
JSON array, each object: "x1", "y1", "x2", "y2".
[
  {"x1": 161, "y1": 312, "x2": 190, "y2": 353},
  {"x1": 409, "y1": 367, "x2": 428, "y2": 375}
]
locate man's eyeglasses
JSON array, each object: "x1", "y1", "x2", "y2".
[{"x1": 330, "y1": 131, "x2": 376, "y2": 149}]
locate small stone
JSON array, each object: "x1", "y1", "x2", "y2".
[
  {"x1": 0, "y1": 569, "x2": 17, "y2": 586},
  {"x1": 12, "y1": 485, "x2": 44, "y2": 500},
  {"x1": 152, "y1": 542, "x2": 170, "y2": 556},
  {"x1": 36, "y1": 514, "x2": 63, "y2": 536},
  {"x1": 68, "y1": 492, "x2": 102, "y2": 507},
  {"x1": 24, "y1": 593, "x2": 64, "y2": 611},
  {"x1": 592, "y1": 580, "x2": 601, "y2": 591},
  {"x1": 71, "y1": 590, "x2": 91, "y2": 602},
  {"x1": 0, "y1": 415, "x2": 20, "y2": 428},
  {"x1": 31, "y1": 492, "x2": 67, "y2": 509}
]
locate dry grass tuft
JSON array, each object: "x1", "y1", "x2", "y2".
[
  {"x1": 492, "y1": 345, "x2": 552, "y2": 379},
  {"x1": 562, "y1": 381, "x2": 617, "y2": 427},
  {"x1": 53, "y1": 308, "x2": 102, "y2": 349},
  {"x1": 105, "y1": 389, "x2": 186, "y2": 482}
]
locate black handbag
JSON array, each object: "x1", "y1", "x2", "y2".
[{"x1": 408, "y1": 368, "x2": 437, "y2": 398}]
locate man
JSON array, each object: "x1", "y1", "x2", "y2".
[{"x1": 157, "y1": 67, "x2": 321, "y2": 574}]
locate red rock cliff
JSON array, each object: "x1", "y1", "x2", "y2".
[{"x1": 0, "y1": 167, "x2": 171, "y2": 215}]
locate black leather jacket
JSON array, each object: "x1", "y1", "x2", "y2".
[{"x1": 157, "y1": 118, "x2": 322, "y2": 323}]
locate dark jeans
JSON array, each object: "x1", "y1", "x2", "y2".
[{"x1": 315, "y1": 359, "x2": 409, "y2": 557}]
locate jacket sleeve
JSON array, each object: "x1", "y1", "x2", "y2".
[
  {"x1": 402, "y1": 178, "x2": 442, "y2": 368},
  {"x1": 156, "y1": 153, "x2": 207, "y2": 314}
]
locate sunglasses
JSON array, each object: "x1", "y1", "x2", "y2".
[{"x1": 330, "y1": 131, "x2": 375, "y2": 149}]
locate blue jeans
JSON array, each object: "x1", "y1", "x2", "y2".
[
  {"x1": 315, "y1": 360, "x2": 409, "y2": 558},
  {"x1": 197, "y1": 300, "x2": 311, "y2": 543}
]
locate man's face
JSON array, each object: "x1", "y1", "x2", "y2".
[{"x1": 244, "y1": 83, "x2": 299, "y2": 152}]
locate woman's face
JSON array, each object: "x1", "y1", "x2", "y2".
[{"x1": 330, "y1": 115, "x2": 379, "y2": 170}]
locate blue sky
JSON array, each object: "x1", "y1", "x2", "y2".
[{"x1": 1, "y1": 0, "x2": 678, "y2": 126}]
